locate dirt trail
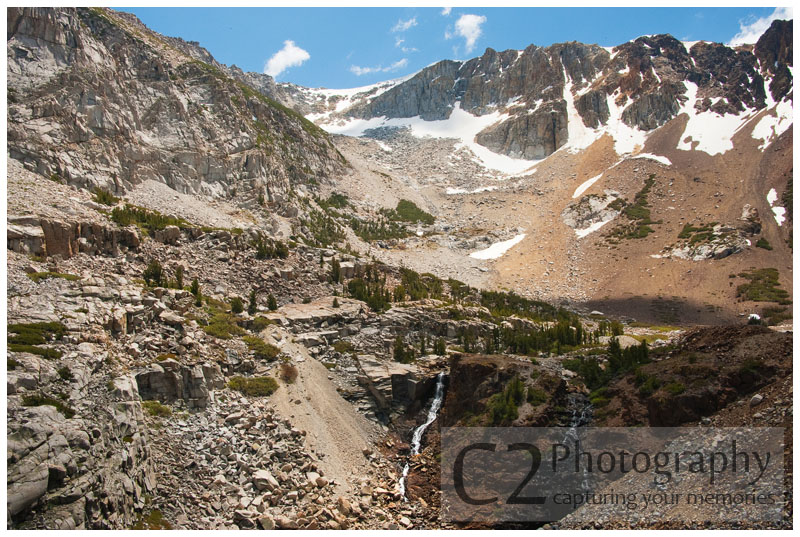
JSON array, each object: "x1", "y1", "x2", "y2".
[{"x1": 269, "y1": 338, "x2": 381, "y2": 495}]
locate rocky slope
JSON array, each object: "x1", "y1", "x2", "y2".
[
  {"x1": 7, "y1": 7, "x2": 346, "y2": 209},
  {"x1": 301, "y1": 21, "x2": 792, "y2": 161}
]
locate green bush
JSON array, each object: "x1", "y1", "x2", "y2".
[
  {"x1": 487, "y1": 376, "x2": 525, "y2": 425},
  {"x1": 202, "y1": 313, "x2": 246, "y2": 339},
  {"x1": 267, "y1": 294, "x2": 278, "y2": 311},
  {"x1": 142, "y1": 400, "x2": 172, "y2": 417},
  {"x1": 526, "y1": 387, "x2": 548, "y2": 406},
  {"x1": 638, "y1": 375, "x2": 661, "y2": 396},
  {"x1": 26, "y1": 272, "x2": 80, "y2": 284},
  {"x1": 243, "y1": 335, "x2": 280, "y2": 361},
  {"x1": 333, "y1": 340, "x2": 353, "y2": 353},
  {"x1": 230, "y1": 296, "x2": 244, "y2": 314},
  {"x1": 736, "y1": 268, "x2": 791, "y2": 305},
  {"x1": 250, "y1": 316, "x2": 275, "y2": 332},
  {"x1": 143, "y1": 260, "x2": 164, "y2": 287},
  {"x1": 227, "y1": 376, "x2": 279, "y2": 397},
  {"x1": 92, "y1": 187, "x2": 119, "y2": 206},
  {"x1": 664, "y1": 381, "x2": 685, "y2": 395},
  {"x1": 755, "y1": 237, "x2": 773, "y2": 250},
  {"x1": 57, "y1": 366, "x2": 73, "y2": 381},
  {"x1": 22, "y1": 393, "x2": 75, "y2": 418},
  {"x1": 390, "y1": 199, "x2": 435, "y2": 225}
]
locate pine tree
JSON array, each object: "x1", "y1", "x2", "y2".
[
  {"x1": 434, "y1": 337, "x2": 447, "y2": 356},
  {"x1": 330, "y1": 257, "x2": 341, "y2": 283},
  {"x1": 267, "y1": 293, "x2": 278, "y2": 311},
  {"x1": 190, "y1": 277, "x2": 200, "y2": 296},
  {"x1": 248, "y1": 289, "x2": 257, "y2": 315},
  {"x1": 231, "y1": 296, "x2": 244, "y2": 314},
  {"x1": 332, "y1": 297, "x2": 340, "y2": 308},
  {"x1": 143, "y1": 259, "x2": 163, "y2": 287},
  {"x1": 175, "y1": 266, "x2": 184, "y2": 289}
]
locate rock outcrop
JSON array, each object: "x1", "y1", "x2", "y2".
[{"x1": 7, "y1": 7, "x2": 347, "y2": 208}]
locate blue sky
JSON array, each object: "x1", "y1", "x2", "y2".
[{"x1": 120, "y1": 6, "x2": 791, "y2": 89}]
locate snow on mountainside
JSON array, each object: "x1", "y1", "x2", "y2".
[{"x1": 294, "y1": 22, "x2": 792, "y2": 179}]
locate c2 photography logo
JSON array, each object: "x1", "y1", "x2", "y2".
[{"x1": 441, "y1": 427, "x2": 784, "y2": 524}]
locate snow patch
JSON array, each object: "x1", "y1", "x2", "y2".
[
  {"x1": 469, "y1": 234, "x2": 526, "y2": 260},
  {"x1": 751, "y1": 99, "x2": 793, "y2": 150},
  {"x1": 632, "y1": 153, "x2": 672, "y2": 166},
  {"x1": 767, "y1": 188, "x2": 778, "y2": 206},
  {"x1": 446, "y1": 185, "x2": 498, "y2": 195},
  {"x1": 375, "y1": 141, "x2": 392, "y2": 152},
  {"x1": 572, "y1": 174, "x2": 603, "y2": 199},
  {"x1": 317, "y1": 102, "x2": 539, "y2": 174},
  {"x1": 575, "y1": 215, "x2": 615, "y2": 238},
  {"x1": 677, "y1": 81, "x2": 758, "y2": 155}
]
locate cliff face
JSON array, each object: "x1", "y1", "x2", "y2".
[
  {"x1": 310, "y1": 22, "x2": 792, "y2": 159},
  {"x1": 7, "y1": 7, "x2": 347, "y2": 206}
]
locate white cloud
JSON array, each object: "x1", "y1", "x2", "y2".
[
  {"x1": 728, "y1": 7, "x2": 793, "y2": 46},
  {"x1": 263, "y1": 40, "x2": 310, "y2": 78},
  {"x1": 350, "y1": 58, "x2": 408, "y2": 76},
  {"x1": 441, "y1": 7, "x2": 452, "y2": 16},
  {"x1": 446, "y1": 13, "x2": 486, "y2": 54},
  {"x1": 395, "y1": 37, "x2": 418, "y2": 53},
  {"x1": 392, "y1": 17, "x2": 417, "y2": 33}
]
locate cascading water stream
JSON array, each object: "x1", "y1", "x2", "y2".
[{"x1": 398, "y1": 372, "x2": 446, "y2": 500}]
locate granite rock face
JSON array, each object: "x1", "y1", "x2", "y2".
[
  {"x1": 312, "y1": 25, "x2": 792, "y2": 159},
  {"x1": 7, "y1": 7, "x2": 347, "y2": 207}
]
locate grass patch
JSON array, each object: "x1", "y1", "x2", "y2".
[
  {"x1": 663, "y1": 381, "x2": 685, "y2": 395},
  {"x1": 22, "y1": 393, "x2": 75, "y2": 418},
  {"x1": 736, "y1": 268, "x2": 791, "y2": 305},
  {"x1": 202, "y1": 313, "x2": 246, "y2": 340},
  {"x1": 92, "y1": 187, "x2": 119, "y2": 206},
  {"x1": 142, "y1": 400, "x2": 172, "y2": 418},
  {"x1": 242, "y1": 335, "x2": 280, "y2": 361},
  {"x1": 250, "y1": 316, "x2": 276, "y2": 332},
  {"x1": 605, "y1": 174, "x2": 660, "y2": 241},
  {"x1": 132, "y1": 509, "x2": 172, "y2": 530},
  {"x1": 526, "y1": 387, "x2": 548, "y2": 406},
  {"x1": 8, "y1": 322, "x2": 66, "y2": 359},
  {"x1": 755, "y1": 237, "x2": 773, "y2": 250},
  {"x1": 26, "y1": 272, "x2": 80, "y2": 283},
  {"x1": 227, "y1": 376, "x2": 279, "y2": 397},
  {"x1": 332, "y1": 340, "x2": 354, "y2": 354},
  {"x1": 385, "y1": 199, "x2": 435, "y2": 225}
]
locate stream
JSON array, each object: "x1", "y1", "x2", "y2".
[{"x1": 398, "y1": 372, "x2": 447, "y2": 500}]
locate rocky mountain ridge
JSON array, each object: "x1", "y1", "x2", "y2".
[
  {"x1": 292, "y1": 21, "x2": 792, "y2": 161},
  {"x1": 7, "y1": 7, "x2": 346, "y2": 211}
]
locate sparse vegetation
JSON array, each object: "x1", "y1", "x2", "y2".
[
  {"x1": 22, "y1": 393, "x2": 75, "y2": 418},
  {"x1": 142, "y1": 400, "x2": 172, "y2": 418},
  {"x1": 202, "y1": 313, "x2": 246, "y2": 339},
  {"x1": 386, "y1": 199, "x2": 435, "y2": 225},
  {"x1": 8, "y1": 322, "x2": 66, "y2": 360},
  {"x1": 92, "y1": 187, "x2": 119, "y2": 206},
  {"x1": 142, "y1": 260, "x2": 164, "y2": 287},
  {"x1": 242, "y1": 335, "x2": 280, "y2": 361},
  {"x1": 735, "y1": 268, "x2": 791, "y2": 305},
  {"x1": 57, "y1": 366, "x2": 73, "y2": 381},
  {"x1": 605, "y1": 174, "x2": 660, "y2": 241},
  {"x1": 279, "y1": 362, "x2": 299, "y2": 383},
  {"x1": 487, "y1": 375, "x2": 525, "y2": 425},
  {"x1": 756, "y1": 237, "x2": 773, "y2": 250},
  {"x1": 26, "y1": 272, "x2": 80, "y2": 284},
  {"x1": 227, "y1": 376, "x2": 279, "y2": 397}
]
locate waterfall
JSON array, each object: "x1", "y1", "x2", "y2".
[{"x1": 398, "y1": 372, "x2": 446, "y2": 500}]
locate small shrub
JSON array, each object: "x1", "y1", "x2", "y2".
[
  {"x1": 26, "y1": 272, "x2": 80, "y2": 283},
  {"x1": 332, "y1": 297, "x2": 340, "y2": 308},
  {"x1": 267, "y1": 294, "x2": 278, "y2": 311},
  {"x1": 638, "y1": 375, "x2": 661, "y2": 397},
  {"x1": 280, "y1": 362, "x2": 299, "y2": 384},
  {"x1": 57, "y1": 366, "x2": 73, "y2": 381},
  {"x1": 227, "y1": 376, "x2": 279, "y2": 397},
  {"x1": 8, "y1": 357, "x2": 20, "y2": 370},
  {"x1": 143, "y1": 260, "x2": 164, "y2": 287},
  {"x1": 142, "y1": 400, "x2": 172, "y2": 418},
  {"x1": 526, "y1": 387, "x2": 548, "y2": 406},
  {"x1": 755, "y1": 237, "x2": 773, "y2": 250},
  {"x1": 230, "y1": 296, "x2": 244, "y2": 314},
  {"x1": 22, "y1": 393, "x2": 75, "y2": 418},
  {"x1": 664, "y1": 381, "x2": 685, "y2": 395},
  {"x1": 250, "y1": 316, "x2": 275, "y2": 332},
  {"x1": 202, "y1": 313, "x2": 246, "y2": 340},
  {"x1": 92, "y1": 187, "x2": 119, "y2": 206},
  {"x1": 333, "y1": 340, "x2": 354, "y2": 354},
  {"x1": 243, "y1": 335, "x2": 280, "y2": 361}
]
